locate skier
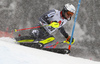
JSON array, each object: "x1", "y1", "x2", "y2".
[{"x1": 30, "y1": 3, "x2": 75, "y2": 45}]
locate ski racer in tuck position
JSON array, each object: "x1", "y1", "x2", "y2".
[{"x1": 30, "y1": 3, "x2": 76, "y2": 45}]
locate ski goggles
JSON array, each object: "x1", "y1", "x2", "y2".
[{"x1": 66, "y1": 11, "x2": 74, "y2": 16}]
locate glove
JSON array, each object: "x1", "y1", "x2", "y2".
[
  {"x1": 49, "y1": 22, "x2": 60, "y2": 28},
  {"x1": 63, "y1": 36, "x2": 75, "y2": 44}
]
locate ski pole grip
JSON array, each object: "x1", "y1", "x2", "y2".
[{"x1": 15, "y1": 29, "x2": 17, "y2": 32}]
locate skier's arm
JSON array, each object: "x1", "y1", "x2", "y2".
[
  {"x1": 58, "y1": 27, "x2": 69, "y2": 38},
  {"x1": 58, "y1": 27, "x2": 75, "y2": 44},
  {"x1": 39, "y1": 10, "x2": 56, "y2": 24}
]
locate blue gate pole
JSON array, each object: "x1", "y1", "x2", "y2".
[{"x1": 68, "y1": 0, "x2": 81, "y2": 50}]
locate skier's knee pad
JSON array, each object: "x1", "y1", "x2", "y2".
[
  {"x1": 31, "y1": 30, "x2": 39, "y2": 38},
  {"x1": 39, "y1": 37, "x2": 55, "y2": 44}
]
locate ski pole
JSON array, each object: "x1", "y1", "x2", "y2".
[
  {"x1": 14, "y1": 22, "x2": 60, "y2": 32},
  {"x1": 15, "y1": 26, "x2": 41, "y2": 32},
  {"x1": 68, "y1": 0, "x2": 81, "y2": 50},
  {"x1": 14, "y1": 24, "x2": 50, "y2": 32}
]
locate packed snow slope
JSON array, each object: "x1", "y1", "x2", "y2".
[{"x1": 0, "y1": 37, "x2": 100, "y2": 64}]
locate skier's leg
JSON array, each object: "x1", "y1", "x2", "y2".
[
  {"x1": 29, "y1": 24, "x2": 41, "y2": 40},
  {"x1": 31, "y1": 29, "x2": 39, "y2": 38},
  {"x1": 30, "y1": 24, "x2": 55, "y2": 44},
  {"x1": 36, "y1": 24, "x2": 55, "y2": 44},
  {"x1": 39, "y1": 35, "x2": 55, "y2": 44}
]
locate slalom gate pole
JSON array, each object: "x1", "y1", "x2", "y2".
[{"x1": 68, "y1": 0, "x2": 81, "y2": 50}]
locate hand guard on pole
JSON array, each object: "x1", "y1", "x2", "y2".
[
  {"x1": 63, "y1": 36, "x2": 75, "y2": 44},
  {"x1": 49, "y1": 22, "x2": 60, "y2": 28}
]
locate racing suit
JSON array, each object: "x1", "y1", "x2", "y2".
[{"x1": 31, "y1": 9, "x2": 69, "y2": 44}]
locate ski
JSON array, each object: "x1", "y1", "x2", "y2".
[
  {"x1": 15, "y1": 36, "x2": 70, "y2": 54},
  {"x1": 19, "y1": 43, "x2": 44, "y2": 49},
  {"x1": 18, "y1": 42, "x2": 70, "y2": 54},
  {"x1": 42, "y1": 48, "x2": 70, "y2": 54}
]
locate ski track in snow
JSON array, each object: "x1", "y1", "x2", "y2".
[{"x1": 0, "y1": 37, "x2": 100, "y2": 64}]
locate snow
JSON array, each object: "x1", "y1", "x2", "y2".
[{"x1": 0, "y1": 37, "x2": 100, "y2": 64}]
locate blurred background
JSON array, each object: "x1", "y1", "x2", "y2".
[{"x1": 0, "y1": 0, "x2": 100, "y2": 61}]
